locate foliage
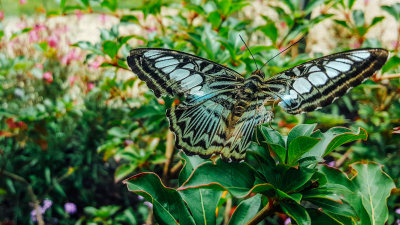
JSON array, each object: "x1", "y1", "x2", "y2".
[{"x1": 0, "y1": 0, "x2": 399, "y2": 224}]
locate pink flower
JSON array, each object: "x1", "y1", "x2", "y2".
[
  {"x1": 351, "y1": 41, "x2": 361, "y2": 49},
  {"x1": 75, "y1": 10, "x2": 83, "y2": 20},
  {"x1": 240, "y1": 45, "x2": 246, "y2": 51},
  {"x1": 87, "y1": 82, "x2": 95, "y2": 91},
  {"x1": 146, "y1": 27, "x2": 157, "y2": 33},
  {"x1": 35, "y1": 64, "x2": 43, "y2": 69},
  {"x1": 47, "y1": 35, "x2": 58, "y2": 48},
  {"x1": 98, "y1": 13, "x2": 107, "y2": 23},
  {"x1": 0, "y1": 11, "x2": 4, "y2": 21},
  {"x1": 61, "y1": 49, "x2": 81, "y2": 65},
  {"x1": 19, "y1": 0, "x2": 27, "y2": 5},
  {"x1": 392, "y1": 40, "x2": 399, "y2": 49},
  {"x1": 284, "y1": 218, "x2": 291, "y2": 225},
  {"x1": 89, "y1": 57, "x2": 104, "y2": 69},
  {"x1": 29, "y1": 30, "x2": 39, "y2": 43},
  {"x1": 68, "y1": 76, "x2": 78, "y2": 86},
  {"x1": 280, "y1": 21, "x2": 287, "y2": 28},
  {"x1": 137, "y1": 40, "x2": 144, "y2": 45},
  {"x1": 43, "y1": 72, "x2": 53, "y2": 83}
]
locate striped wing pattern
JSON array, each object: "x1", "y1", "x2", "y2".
[
  {"x1": 264, "y1": 49, "x2": 388, "y2": 114},
  {"x1": 128, "y1": 48, "x2": 388, "y2": 162}
]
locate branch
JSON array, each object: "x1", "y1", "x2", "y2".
[
  {"x1": 1, "y1": 170, "x2": 44, "y2": 225},
  {"x1": 162, "y1": 130, "x2": 175, "y2": 182},
  {"x1": 246, "y1": 199, "x2": 278, "y2": 225}
]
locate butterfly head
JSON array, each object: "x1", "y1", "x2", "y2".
[{"x1": 250, "y1": 69, "x2": 266, "y2": 81}]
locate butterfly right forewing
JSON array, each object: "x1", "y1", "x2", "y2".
[{"x1": 263, "y1": 48, "x2": 388, "y2": 114}]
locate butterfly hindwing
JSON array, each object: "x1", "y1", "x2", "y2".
[{"x1": 263, "y1": 48, "x2": 388, "y2": 114}]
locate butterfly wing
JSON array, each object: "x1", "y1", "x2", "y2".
[
  {"x1": 128, "y1": 48, "x2": 246, "y2": 160},
  {"x1": 127, "y1": 48, "x2": 244, "y2": 102},
  {"x1": 263, "y1": 48, "x2": 388, "y2": 114}
]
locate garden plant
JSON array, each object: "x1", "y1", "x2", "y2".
[{"x1": 0, "y1": 0, "x2": 399, "y2": 225}]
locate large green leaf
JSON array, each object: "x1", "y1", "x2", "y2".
[
  {"x1": 178, "y1": 153, "x2": 222, "y2": 225},
  {"x1": 308, "y1": 208, "x2": 355, "y2": 225},
  {"x1": 320, "y1": 163, "x2": 395, "y2": 225},
  {"x1": 287, "y1": 124, "x2": 317, "y2": 147},
  {"x1": 287, "y1": 136, "x2": 319, "y2": 165},
  {"x1": 124, "y1": 172, "x2": 195, "y2": 225},
  {"x1": 228, "y1": 194, "x2": 262, "y2": 225},
  {"x1": 179, "y1": 160, "x2": 256, "y2": 197},
  {"x1": 281, "y1": 200, "x2": 311, "y2": 225},
  {"x1": 304, "y1": 127, "x2": 367, "y2": 158}
]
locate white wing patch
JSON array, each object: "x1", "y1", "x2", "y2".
[
  {"x1": 309, "y1": 72, "x2": 328, "y2": 86},
  {"x1": 293, "y1": 77, "x2": 312, "y2": 94}
]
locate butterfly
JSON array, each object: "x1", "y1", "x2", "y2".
[{"x1": 127, "y1": 47, "x2": 388, "y2": 162}]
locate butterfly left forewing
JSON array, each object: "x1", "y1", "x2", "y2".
[{"x1": 263, "y1": 48, "x2": 388, "y2": 114}]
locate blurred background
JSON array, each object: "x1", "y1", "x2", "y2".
[{"x1": 0, "y1": 0, "x2": 399, "y2": 224}]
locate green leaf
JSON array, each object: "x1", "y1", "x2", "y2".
[
  {"x1": 101, "y1": 0, "x2": 117, "y2": 12},
  {"x1": 382, "y1": 55, "x2": 400, "y2": 73},
  {"x1": 256, "y1": 125, "x2": 285, "y2": 147},
  {"x1": 305, "y1": 127, "x2": 367, "y2": 158},
  {"x1": 265, "y1": 142, "x2": 287, "y2": 163},
  {"x1": 102, "y1": 40, "x2": 119, "y2": 59},
  {"x1": 10, "y1": 27, "x2": 32, "y2": 40},
  {"x1": 308, "y1": 208, "x2": 352, "y2": 225},
  {"x1": 287, "y1": 136, "x2": 319, "y2": 165},
  {"x1": 180, "y1": 188, "x2": 222, "y2": 225},
  {"x1": 259, "y1": 23, "x2": 278, "y2": 44},
  {"x1": 352, "y1": 10, "x2": 365, "y2": 28},
  {"x1": 381, "y1": 3, "x2": 400, "y2": 21},
  {"x1": 72, "y1": 41, "x2": 103, "y2": 55},
  {"x1": 370, "y1": 16, "x2": 384, "y2": 27},
  {"x1": 281, "y1": 200, "x2": 311, "y2": 225},
  {"x1": 280, "y1": 167, "x2": 315, "y2": 192},
  {"x1": 207, "y1": 11, "x2": 222, "y2": 28},
  {"x1": 320, "y1": 163, "x2": 395, "y2": 225},
  {"x1": 180, "y1": 160, "x2": 256, "y2": 198},
  {"x1": 306, "y1": 198, "x2": 355, "y2": 217},
  {"x1": 115, "y1": 164, "x2": 136, "y2": 182},
  {"x1": 120, "y1": 15, "x2": 139, "y2": 24},
  {"x1": 304, "y1": 0, "x2": 325, "y2": 14},
  {"x1": 124, "y1": 172, "x2": 195, "y2": 225},
  {"x1": 228, "y1": 194, "x2": 262, "y2": 225},
  {"x1": 287, "y1": 124, "x2": 317, "y2": 147},
  {"x1": 178, "y1": 153, "x2": 208, "y2": 186},
  {"x1": 334, "y1": 20, "x2": 351, "y2": 30}
]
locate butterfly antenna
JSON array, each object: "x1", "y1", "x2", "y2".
[
  {"x1": 259, "y1": 36, "x2": 304, "y2": 72},
  {"x1": 239, "y1": 34, "x2": 259, "y2": 71}
]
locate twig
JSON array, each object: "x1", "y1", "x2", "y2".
[
  {"x1": 380, "y1": 74, "x2": 400, "y2": 80},
  {"x1": 146, "y1": 208, "x2": 154, "y2": 225},
  {"x1": 246, "y1": 199, "x2": 277, "y2": 225},
  {"x1": 336, "y1": 149, "x2": 353, "y2": 168},
  {"x1": 1, "y1": 170, "x2": 44, "y2": 225},
  {"x1": 223, "y1": 197, "x2": 232, "y2": 225},
  {"x1": 170, "y1": 160, "x2": 183, "y2": 176},
  {"x1": 162, "y1": 130, "x2": 175, "y2": 182}
]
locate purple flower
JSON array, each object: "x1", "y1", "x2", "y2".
[
  {"x1": 137, "y1": 195, "x2": 144, "y2": 201},
  {"x1": 396, "y1": 208, "x2": 400, "y2": 214},
  {"x1": 284, "y1": 218, "x2": 291, "y2": 225},
  {"x1": 43, "y1": 199, "x2": 52, "y2": 210},
  {"x1": 144, "y1": 201, "x2": 153, "y2": 208},
  {"x1": 327, "y1": 161, "x2": 335, "y2": 167},
  {"x1": 64, "y1": 202, "x2": 77, "y2": 214}
]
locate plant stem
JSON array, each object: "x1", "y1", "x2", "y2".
[
  {"x1": 162, "y1": 130, "x2": 175, "y2": 183},
  {"x1": 1, "y1": 170, "x2": 44, "y2": 225},
  {"x1": 246, "y1": 199, "x2": 277, "y2": 225}
]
